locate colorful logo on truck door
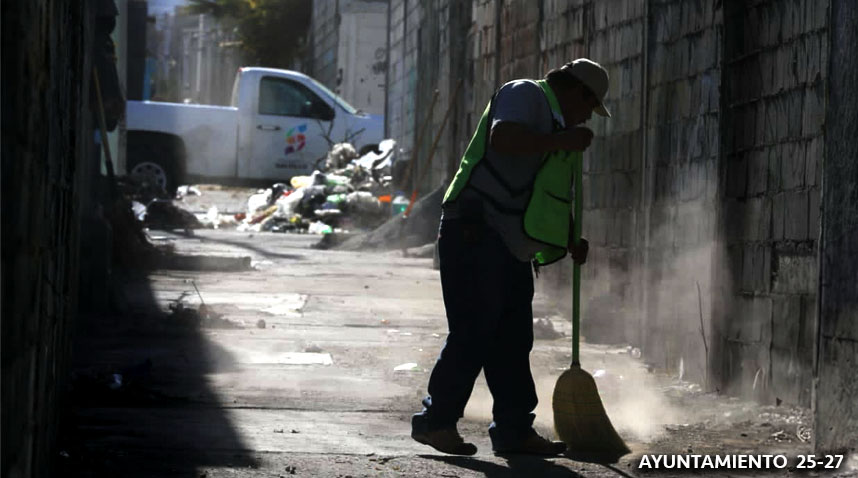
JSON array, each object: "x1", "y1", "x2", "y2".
[{"x1": 284, "y1": 124, "x2": 307, "y2": 155}]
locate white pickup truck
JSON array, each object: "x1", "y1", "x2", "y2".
[{"x1": 126, "y1": 67, "x2": 384, "y2": 192}]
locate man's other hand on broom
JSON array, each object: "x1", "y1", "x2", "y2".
[{"x1": 568, "y1": 237, "x2": 589, "y2": 264}]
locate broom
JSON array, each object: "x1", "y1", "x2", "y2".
[{"x1": 552, "y1": 151, "x2": 630, "y2": 463}]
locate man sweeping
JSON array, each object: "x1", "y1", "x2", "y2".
[{"x1": 411, "y1": 58, "x2": 611, "y2": 456}]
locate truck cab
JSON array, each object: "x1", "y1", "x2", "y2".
[{"x1": 126, "y1": 67, "x2": 384, "y2": 192}]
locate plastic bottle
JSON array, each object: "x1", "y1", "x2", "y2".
[{"x1": 391, "y1": 193, "x2": 409, "y2": 216}]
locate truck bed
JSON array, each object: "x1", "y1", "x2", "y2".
[{"x1": 126, "y1": 101, "x2": 240, "y2": 178}]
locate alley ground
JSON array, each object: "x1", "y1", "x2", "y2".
[{"x1": 60, "y1": 213, "x2": 855, "y2": 477}]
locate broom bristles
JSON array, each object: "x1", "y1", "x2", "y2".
[{"x1": 553, "y1": 365, "x2": 630, "y2": 463}]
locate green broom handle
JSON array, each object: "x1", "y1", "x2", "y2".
[{"x1": 571, "y1": 151, "x2": 583, "y2": 366}]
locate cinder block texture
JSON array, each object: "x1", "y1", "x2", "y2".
[
  {"x1": 1, "y1": 1, "x2": 92, "y2": 477},
  {"x1": 815, "y1": 0, "x2": 858, "y2": 455}
]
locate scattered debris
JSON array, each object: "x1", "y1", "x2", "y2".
[
  {"x1": 369, "y1": 456, "x2": 394, "y2": 465},
  {"x1": 278, "y1": 353, "x2": 333, "y2": 365},
  {"x1": 308, "y1": 220, "x2": 333, "y2": 235},
  {"x1": 304, "y1": 344, "x2": 323, "y2": 353},
  {"x1": 533, "y1": 317, "x2": 563, "y2": 340},
  {"x1": 224, "y1": 142, "x2": 401, "y2": 234},
  {"x1": 167, "y1": 302, "x2": 244, "y2": 329},
  {"x1": 337, "y1": 183, "x2": 445, "y2": 251},
  {"x1": 325, "y1": 143, "x2": 358, "y2": 170},
  {"x1": 770, "y1": 430, "x2": 791, "y2": 442},
  {"x1": 405, "y1": 242, "x2": 435, "y2": 258},
  {"x1": 796, "y1": 425, "x2": 812, "y2": 442},
  {"x1": 393, "y1": 362, "x2": 420, "y2": 372},
  {"x1": 176, "y1": 185, "x2": 202, "y2": 198},
  {"x1": 144, "y1": 199, "x2": 203, "y2": 229}
]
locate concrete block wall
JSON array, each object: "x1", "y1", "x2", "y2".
[
  {"x1": 563, "y1": 1, "x2": 647, "y2": 350},
  {"x1": 638, "y1": 0, "x2": 722, "y2": 386},
  {"x1": 413, "y1": 0, "x2": 447, "y2": 192},
  {"x1": 717, "y1": 0, "x2": 827, "y2": 406},
  {"x1": 385, "y1": 0, "x2": 422, "y2": 162},
  {"x1": 311, "y1": 0, "x2": 339, "y2": 88},
  {"x1": 1, "y1": 1, "x2": 93, "y2": 476},
  {"x1": 815, "y1": 0, "x2": 858, "y2": 455}
]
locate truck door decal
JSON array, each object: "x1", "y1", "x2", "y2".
[{"x1": 284, "y1": 123, "x2": 308, "y2": 155}]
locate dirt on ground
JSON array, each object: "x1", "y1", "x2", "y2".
[{"x1": 57, "y1": 228, "x2": 857, "y2": 477}]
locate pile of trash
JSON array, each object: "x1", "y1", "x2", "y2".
[{"x1": 202, "y1": 139, "x2": 410, "y2": 234}]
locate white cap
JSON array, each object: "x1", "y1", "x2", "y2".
[{"x1": 561, "y1": 58, "x2": 611, "y2": 117}]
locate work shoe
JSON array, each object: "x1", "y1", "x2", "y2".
[
  {"x1": 411, "y1": 415, "x2": 477, "y2": 456},
  {"x1": 490, "y1": 427, "x2": 567, "y2": 456}
]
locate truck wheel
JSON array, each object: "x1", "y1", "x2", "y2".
[{"x1": 127, "y1": 138, "x2": 184, "y2": 195}]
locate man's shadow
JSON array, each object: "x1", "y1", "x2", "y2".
[{"x1": 421, "y1": 454, "x2": 584, "y2": 478}]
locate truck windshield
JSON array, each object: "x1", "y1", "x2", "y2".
[{"x1": 308, "y1": 77, "x2": 360, "y2": 115}]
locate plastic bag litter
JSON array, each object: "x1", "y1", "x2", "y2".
[
  {"x1": 176, "y1": 185, "x2": 202, "y2": 198},
  {"x1": 308, "y1": 221, "x2": 333, "y2": 235},
  {"x1": 299, "y1": 185, "x2": 328, "y2": 213},
  {"x1": 275, "y1": 187, "x2": 305, "y2": 218},
  {"x1": 354, "y1": 139, "x2": 396, "y2": 170},
  {"x1": 217, "y1": 214, "x2": 237, "y2": 229},
  {"x1": 393, "y1": 362, "x2": 420, "y2": 372},
  {"x1": 207, "y1": 206, "x2": 219, "y2": 227},
  {"x1": 131, "y1": 201, "x2": 147, "y2": 221},
  {"x1": 325, "y1": 143, "x2": 358, "y2": 170},
  {"x1": 247, "y1": 189, "x2": 271, "y2": 214}
]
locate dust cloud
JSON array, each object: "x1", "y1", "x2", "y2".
[{"x1": 463, "y1": 348, "x2": 684, "y2": 444}]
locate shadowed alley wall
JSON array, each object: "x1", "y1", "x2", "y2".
[
  {"x1": 379, "y1": 0, "x2": 855, "y2": 454},
  {"x1": 815, "y1": 0, "x2": 858, "y2": 455},
  {"x1": 1, "y1": 1, "x2": 94, "y2": 476}
]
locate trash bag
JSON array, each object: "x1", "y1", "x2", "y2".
[
  {"x1": 275, "y1": 187, "x2": 305, "y2": 218},
  {"x1": 247, "y1": 189, "x2": 271, "y2": 214},
  {"x1": 325, "y1": 143, "x2": 358, "y2": 170},
  {"x1": 345, "y1": 191, "x2": 382, "y2": 214},
  {"x1": 298, "y1": 185, "x2": 328, "y2": 216}
]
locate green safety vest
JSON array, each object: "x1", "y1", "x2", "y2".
[{"x1": 443, "y1": 79, "x2": 579, "y2": 266}]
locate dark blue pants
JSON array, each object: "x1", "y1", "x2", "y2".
[{"x1": 416, "y1": 217, "x2": 538, "y2": 443}]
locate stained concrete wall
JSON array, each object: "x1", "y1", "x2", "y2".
[
  {"x1": 717, "y1": 0, "x2": 827, "y2": 406},
  {"x1": 815, "y1": 0, "x2": 858, "y2": 455},
  {"x1": 311, "y1": 0, "x2": 340, "y2": 88},
  {"x1": 1, "y1": 1, "x2": 94, "y2": 476},
  {"x1": 385, "y1": 0, "x2": 422, "y2": 164}
]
